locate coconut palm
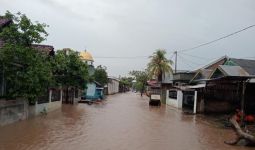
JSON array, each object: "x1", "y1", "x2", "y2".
[{"x1": 147, "y1": 49, "x2": 173, "y2": 82}]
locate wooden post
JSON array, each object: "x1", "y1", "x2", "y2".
[{"x1": 241, "y1": 81, "x2": 247, "y2": 125}]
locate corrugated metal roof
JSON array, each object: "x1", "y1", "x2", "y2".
[
  {"x1": 230, "y1": 58, "x2": 255, "y2": 75},
  {"x1": 218, "y1": 65, "x2": 250, "y2": 77}
]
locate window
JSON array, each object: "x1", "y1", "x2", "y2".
[{"x1": 169, "y1": 90, "x2": 177, "y2": 99}]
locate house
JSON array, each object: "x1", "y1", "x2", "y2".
[
  {"x1": 204, "y1": 58, "x2": 255, "y2": 113},
  {"x1": 178, "y1": 56, "x2": 255, "y2": 114},
  {"x1": 146, "y1": 79, "x2": 161, "y2": 96},
  {"x1": 79, "y1": 50, "x2": 95, "y2": 75},
  {"x1": 190, "y1": 56, "x2": 228, "y2": 84},
  {"x1": 0, "y1": 42, "x2": 63, "y2": 125},
  {"x1": 0, "y1": 17, "x2": 62, "y2": 125},
  {"x1": 79, "y1": 50, "x2": 104, "y2": 100},
  {"x1": 165, "y1": 56, "x2": 234, "y2": 113},
  {"x1": 106, "y1": 76, "x2": 119, "y2": 95},
  {"x1": 161, "y1": 70, "x2": 195, "y2": 105},
  {"x1": 84, "y1": 81, "x2": 104, "y2": 100},
  {"x1": 173, "y1": 70, "x2": 196, "y2": 85}
]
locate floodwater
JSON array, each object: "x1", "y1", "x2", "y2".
[{"x1": 0, "y1": 92, "x2": 253, "y2": 150}]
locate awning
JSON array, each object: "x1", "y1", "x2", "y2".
[
  {"x1": 249, "y1": 78, "x2": 255, "y2": 83},
  {"x1": 187, "y1": 84, "x2": 206, "y2": 89}
]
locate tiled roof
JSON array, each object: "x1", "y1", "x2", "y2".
[{"x1": 31, "y1": 44, "x2": 54, "y2": 55}]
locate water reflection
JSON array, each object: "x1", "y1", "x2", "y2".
[{"x1": 0, "y1": 93, "x2": 253, "y2": 150}]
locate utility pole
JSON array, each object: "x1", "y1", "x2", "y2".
[{"x1": 174, "y1": 51, "x2": 177, "y2": 73}]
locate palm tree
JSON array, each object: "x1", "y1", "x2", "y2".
[{"x1": 147, "y1": 49, "x2": 173, "y2": 82}]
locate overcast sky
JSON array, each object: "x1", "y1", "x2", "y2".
[{"x1": 1, "y1": 0, "x2": 255, "y2": 76}]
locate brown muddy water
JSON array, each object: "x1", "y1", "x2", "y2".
[{"x1": 0, "y1": 92, "x2": 253, "y2": 150}]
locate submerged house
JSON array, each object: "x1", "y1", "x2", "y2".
[
  {"x1": 79, "y1": 50, "x2": 104, "y2": 100},
  {"x1": 204, "y1": 58, "x2": 255, "y2": 113},
  {"x1": 0, "y1": 17, "x2": 62, "y2": 125},
  {"x1": 186, "y1": 56, "x2": 229, "y2": 113},
  {"x1": 85, "y1": 81, "x2": 104, "y2": 100},
  {"x1": 164, "y1": 56, "x2": 255, "y2": 114},
  {"x1": 106, "y1": 76, "x2": 119, "y2": 95}
]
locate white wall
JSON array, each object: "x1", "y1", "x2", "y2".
[
  {"x1": 31, "y1": 89, "x2": 63, "y2": 116},
  {"x1": 107, "y1": 79, "x2": 119, "y2": 94},
  {"x1": 166, "y1": 90, "x2": 183, "y2": 108}
]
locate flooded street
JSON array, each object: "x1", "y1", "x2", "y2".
[{"x1": 0, "y1": 92, "x2": 253, "y2": 150}]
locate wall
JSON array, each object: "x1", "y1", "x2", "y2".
[
  {"x1": 107, "y1": 79, "x2": 119, "y2": 95},
  {"x1": 29, "y1": 89, "x2": 63, "y2": 116},
  {"x1": 86, "y1": 83, "x2": 96, "y2": 97},
  {"x1": 0, "y1": 99, "x2": 28, "y2": 126},
  {"x1": 162, "y1": 72, "x2": 173, "y2": 84},
  {"x1": 166, "y1": 90, "x2": 183, "y2": 108},
  {"x1": 204, "y1": 79, "x2": 240, "y2": 113},
  {"x1": 0, "y1": 97, "x2": 62, "y2": 126}
]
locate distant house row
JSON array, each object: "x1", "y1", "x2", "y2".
[{"x1": 151, "y1": 56, "x2": 255, "y2": 114}]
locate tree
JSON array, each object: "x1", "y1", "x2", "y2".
[
  {"x1": 51, "y1": 49, "x2": 89, "y2": 89},
  {"x1": 93, "y1": 65, "x2": 108, "y2": 86},
  {"x1": 0, "y1": 11, "x2": 51, "y2": 102},
  {"x1": 129, "y1": 70, "x2": 149, "y2": 93},
  {"x1": 225, "y1": 115, "x2": 255, "y2": 146},
  {"x1": 51, "y1": 49, "x2": 89, "y2": 103},
  {"x1": 119, "y1": 76, "x2": 133, "y2": 92},
  {"x1": 0, "y1": 11, "x2": 48, "y2": 46},
  {"x1": 147, "y1": 49, "x2": 173, "y2": 82}
]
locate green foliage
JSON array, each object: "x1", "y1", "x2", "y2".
[
  {"x1": 119, "y1": 76, "x2": 133, "y2": 88},
  {"x1": 129, "y1": 70, "x2": 149, "y2": 92},
  {"x1": 134, "y1": 82, "x2": 144, "y2": 91},
  {"x1": 51, "y1": 49, "x2": 89, "y2": 89},
  {"x1": 0, "y1": 11, "x2": 51, "y2": 102},
  {"x1": 147, "y1": 49, "x2": 173, "y2": 82},
  {"x1": 93, "y1": 65, "x2": 108, "y2": 86},
  {"x1": 0, "y1": 11, "x2": 48, "y2": 46}
]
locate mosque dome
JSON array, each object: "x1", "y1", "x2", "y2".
[{"x1": 79, "y1": 50, "x2": 94, "y2": 62}]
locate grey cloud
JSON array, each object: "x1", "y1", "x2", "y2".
[{"x1": 1, "y1": 0, "x2": 255, "y2": 76}]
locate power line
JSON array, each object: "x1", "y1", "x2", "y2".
[
  {"x1": 94, "y1": 56, "x2": 148, "y2": 59},
  {"x1": 177, "y1": 54, "x2": 196, "y2": 69},
  {"x1": 179, "y1": 24, "x2": 255, "y2": 52},
  {"x1": 179, "y1": 53, "x2": 211, "y2": 61},
  {"x1": 178, "y1": 54, "x2": 204, "y2": 66}
]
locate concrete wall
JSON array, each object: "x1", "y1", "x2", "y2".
[
  {"x1": 107, "y1": 79, "x2": 119, "y2": 95},
  {"x1": 29, "y1": 89, "x2": 63, "y2": 116},
  {"x1": 1, "y1": 89, "x2": 63, "y2": 126},
  {"x1": 166, "y1": 90, "x2": 183, "y2": 108},
  {"x1": 0, "y1": 99, "x2": 28, "y2": 126}
]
